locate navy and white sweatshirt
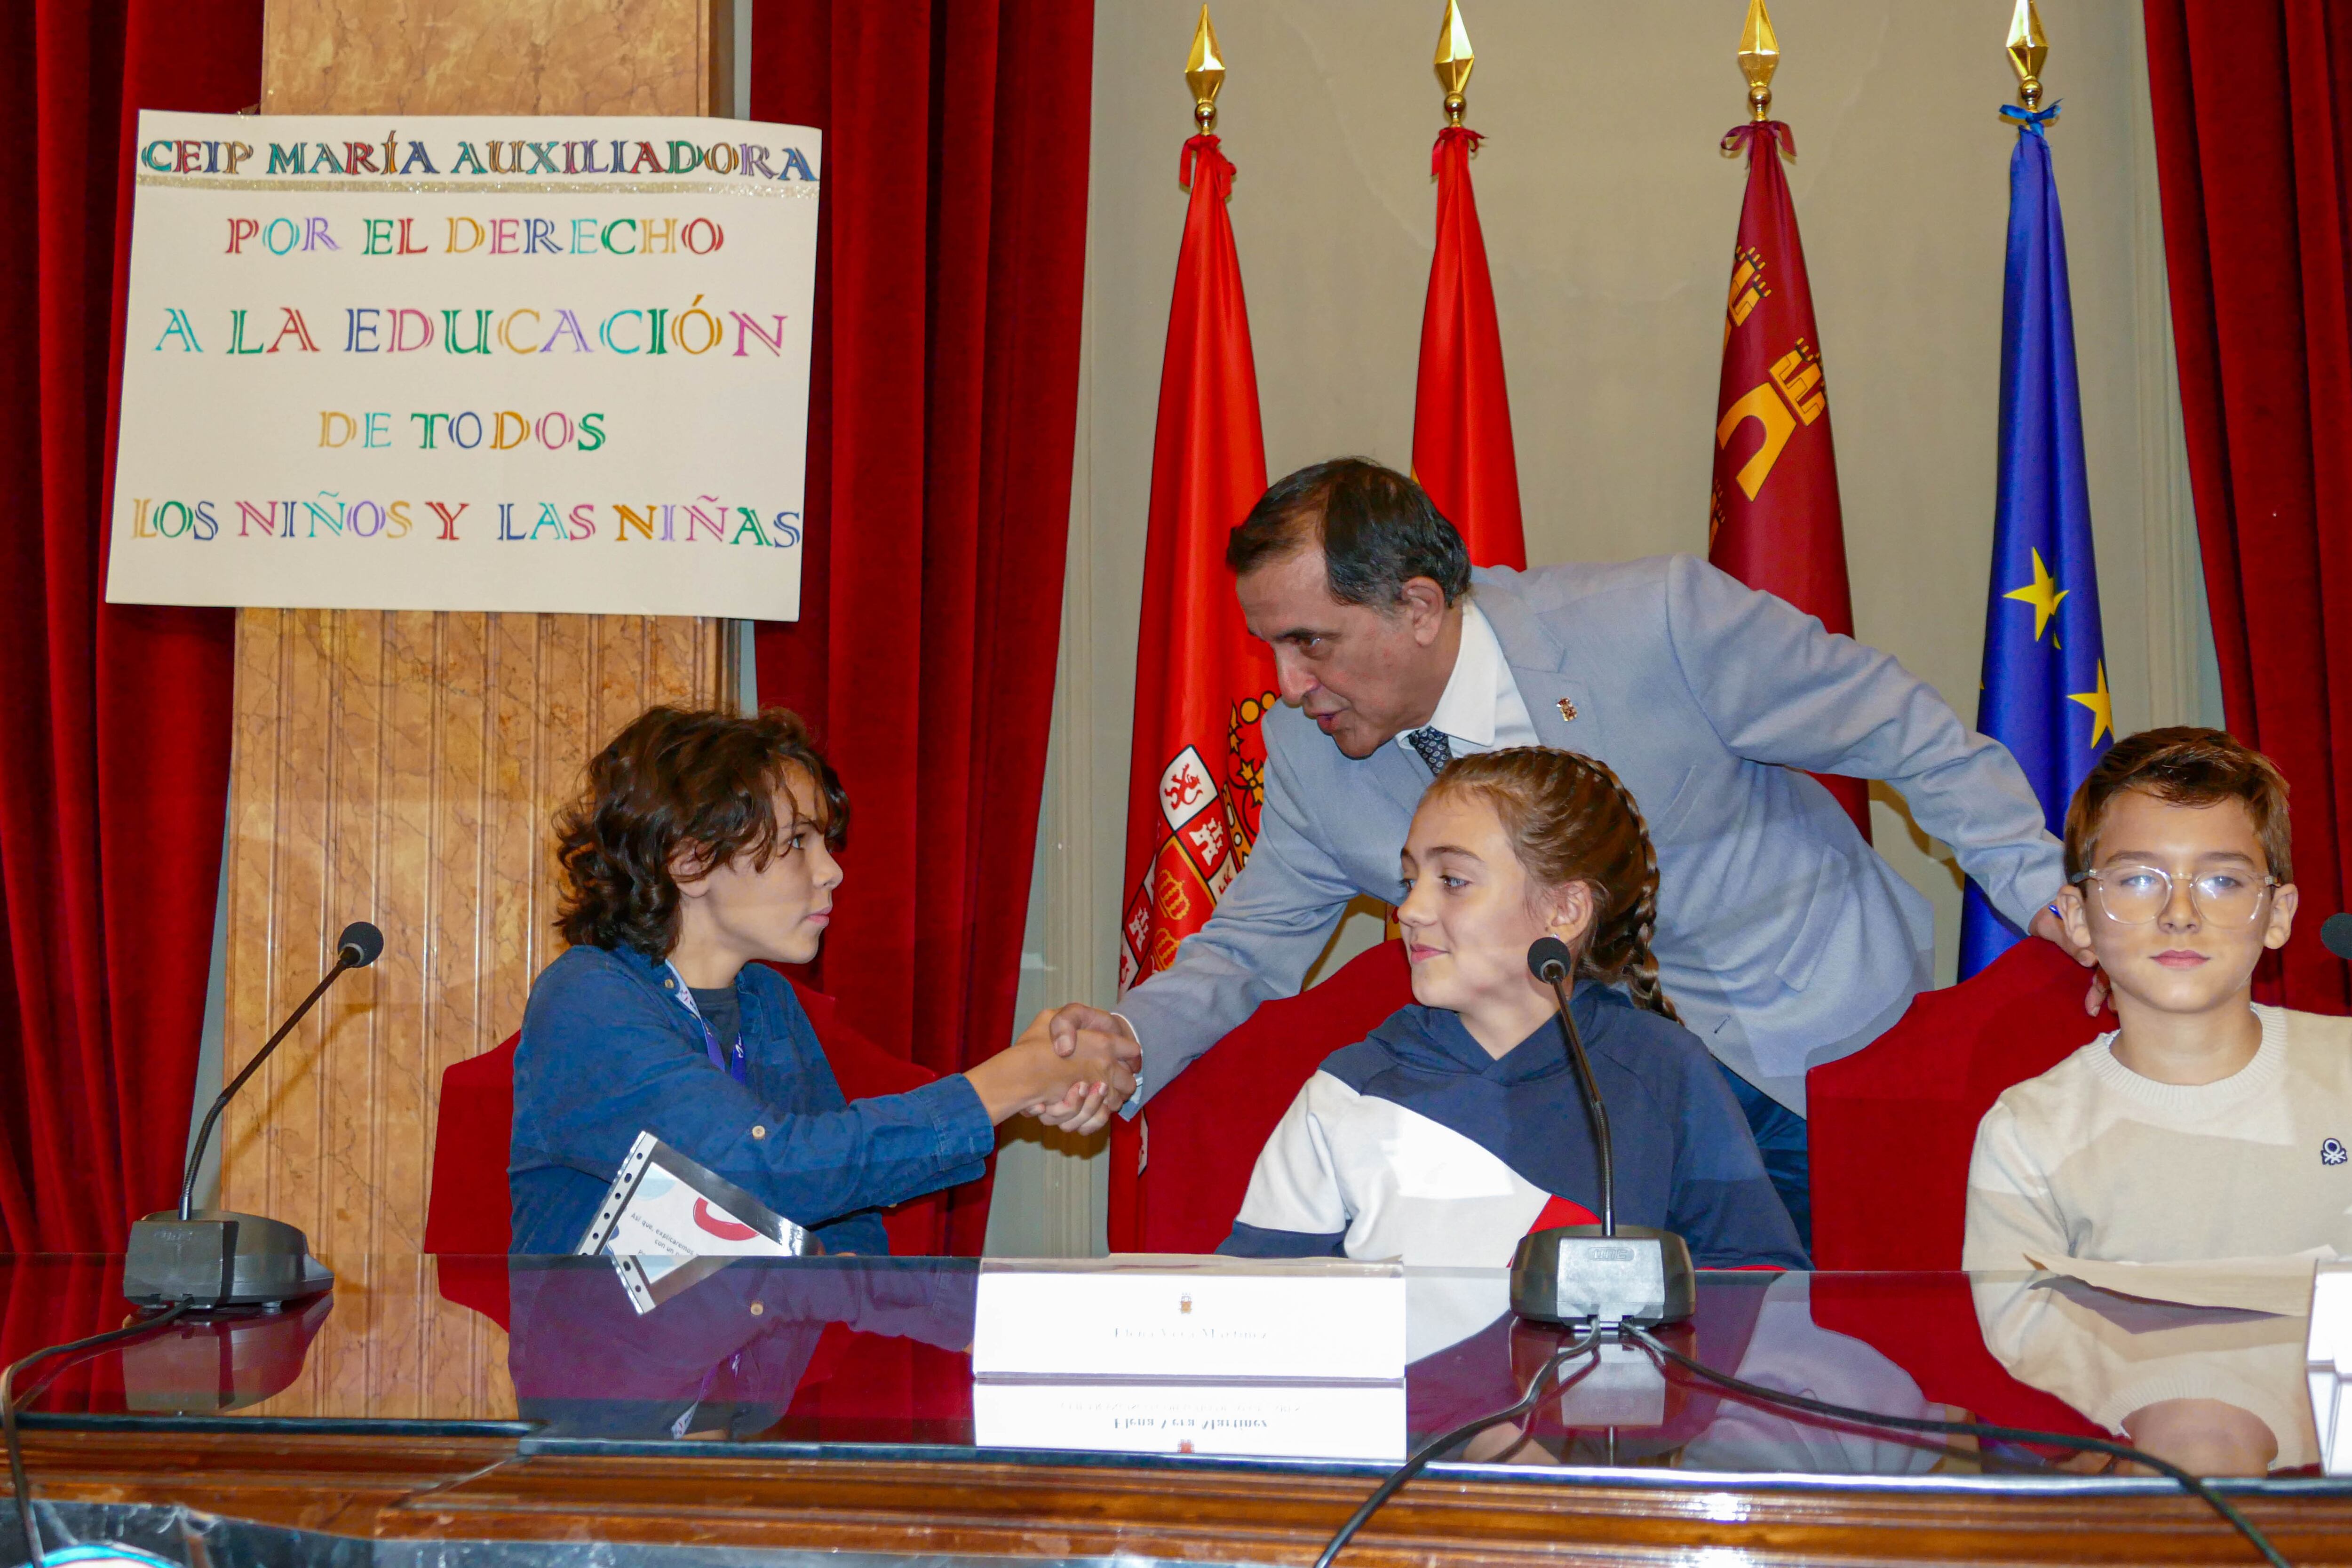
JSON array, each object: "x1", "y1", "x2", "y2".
[{"x1": 1219, "y1": 984, "x2": 1809, "y2": 1269}]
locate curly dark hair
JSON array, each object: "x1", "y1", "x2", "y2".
[{"x1": 555, "y1": 705, "x2": 847, "y2": 957}]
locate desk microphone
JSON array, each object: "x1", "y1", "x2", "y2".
[
  {"x1": 123, "y1": 921, "x2": 383, "y2": 1308},
  {"x1": 2323, "y1": 913, "x2": 2352, "y2": 963},
  {"x1": 1508, "y1": 937, "x2": 1693, "y2": 1329}
]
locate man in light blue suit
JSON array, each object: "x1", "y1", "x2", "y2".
[{"x1": 1041, "y1": 460, "x2": 2092, "y2": 1241}]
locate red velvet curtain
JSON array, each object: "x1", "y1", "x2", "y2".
[
  {"x1": 749, "y1": 1, "x2": 1094, "y2": 1253},
  {"x1": 0, "y1": 3, "x2": 255, "y2": 1251},
  {"x1": 2145, "y1": 0, "x2": 2352, "y2": 1011}
]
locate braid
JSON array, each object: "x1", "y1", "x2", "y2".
[
  {"x1": 1594, "y1": 764, "x2": 1678, "y2": 1022},
  {"x1": 1429, "y1": 747, "x2": 1678, "y2": 1022}
]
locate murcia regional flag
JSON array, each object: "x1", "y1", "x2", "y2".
[
  {"x1": 1115, "y1": 131, "x2": 1274, "y2": 997},
  {"x1": 1708, "y1": 114, "x2": 1871, "y2": 841}
]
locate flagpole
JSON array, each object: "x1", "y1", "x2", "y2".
[
  {"x1": 1108, "y1": 3, "x2": 1276, "y2": 1248},
  {"x1": 1958, "y1": 0, "x2": 2116, "y2": 980},
  {"x1": 1738, "y1": 0, "x2": 1777, "y2": 124},
  {"x1": 1434, "y1": 0, "x2": 1472, "y2": 127},
  {"x1": 2007, "y1": 0, "x2": 2047, "y2": 111},
  {"x1": 1410, "y1": 0, "x2": 1527, "y2": 569},
  {"x1": 1188, "y1": 2, "x2": 1224, "y2": 134}
]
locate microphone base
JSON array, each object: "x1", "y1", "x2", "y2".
[
  {"x1": 1509, "y1": 1225, "x2": 1695, "y2": 1329},
  {"x1": 124, "y1": 1210, "x2": 335, "y2": 1310}
]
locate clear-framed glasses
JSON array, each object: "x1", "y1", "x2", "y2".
[{"x1": 2068, "y1": 865, "x2": 2279, "y2": 925}]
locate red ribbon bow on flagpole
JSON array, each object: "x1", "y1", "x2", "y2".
[{"x1": 1720, "y1": 120, "x2": 1798, "y2": 161}]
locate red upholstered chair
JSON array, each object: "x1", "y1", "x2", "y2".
[
  {"x1": 1807, "y1": 938, "x2": 2112, "y2": 1270},
  {"x1": 423, "y1": 977, "x2": 976, "y2": 1329},
  {"x1": 1129, "y1": 939, "x2": 1418, "y2": 1254},
  {"x1": 1124, "y1": 931, "x2": 2110, "y2": 1271}
]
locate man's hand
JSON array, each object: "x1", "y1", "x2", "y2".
[
  {"x1": 1021, "y1": 1003, "x2": 1141, "y2": 1136},
  {"x1": 2030, "y1": 903, "x2": 2108, "y2": 1016}
]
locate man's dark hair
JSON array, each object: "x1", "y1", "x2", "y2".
[
  {"x1": 555, "y1": 705, "x2": 847, "y2": 957},
  {"x1": 1224, "y1": 457, "x2": 1472, "y2": 607}
]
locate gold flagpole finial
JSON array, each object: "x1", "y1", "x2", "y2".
[
  {"x1": 1433, "y1": 0, "x2": 1475, "y2": 128},
  {"x1": 1186, "y1": 5, "x2": 1226, "y2": 134},
  {"x1": 2007, "y1": 0, "x2": 2049, "y2": 111},
  {"x1": 1738, "y1": 0, "x2": 1780, "y2": 123}
]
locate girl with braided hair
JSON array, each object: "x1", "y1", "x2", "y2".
[{"x1": 1220, "y1": 747, "x2": 1807, "y2": 1269}]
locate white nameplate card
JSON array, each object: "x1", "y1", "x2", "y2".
[
  {"x1": 577, "y1": 1130, "x2": 811, "y2": 1297},
  {"x1": 2310, "y1": 1260, "x2": 2352, "y2": 1474},
  {"x1": 973, "y1": 1379, "x2": 1406, "y2": 1461},
  {"x1": 971, "y1": 1255, "x2": 1406, "y2": 1381}
]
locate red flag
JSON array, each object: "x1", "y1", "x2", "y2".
[
  {"x1": 1413, "y1": 127, "x2": 1526, "y2": 570},
  {"x1": 1709, "y1": 121, "x2": 1870, "y2": 840},
  {"x1": 1108, "y1": 134, "x2": 1275, "y2": 1250}
]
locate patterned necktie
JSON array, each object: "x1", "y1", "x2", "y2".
[{"x1": 1406, "y1": 726, "x2": 1453, "y2": 776}]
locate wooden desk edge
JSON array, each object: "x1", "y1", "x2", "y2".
[{"x1": 23, "y1": 1428, "x2": 2352, "y2": 1565}]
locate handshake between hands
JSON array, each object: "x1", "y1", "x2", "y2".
[
  {"x1": 1013, "y1": 1003, "x2": 1144, "y2": 1136},
  {"x1": 966, "y1": 912, "x2": 2109, "y2": 1132}
]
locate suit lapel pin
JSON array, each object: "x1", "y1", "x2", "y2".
[{"x1": 1557, "y1": 698, "x2": 1579, "y2": 724}]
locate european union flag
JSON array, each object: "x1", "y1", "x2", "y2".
[{"x1": 1959, "y1": 103, "x2": 2113, "y2": 980}]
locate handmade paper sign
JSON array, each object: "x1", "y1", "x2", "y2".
[{"x1": 107, "y1": 111, "x2": 819, "y2": 618}]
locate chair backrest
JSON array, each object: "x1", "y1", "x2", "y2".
[
  {"x1": 1130, "y1": 939, "x2": 1416, "y2": 1254},
  {"x1": 423, "y1": 977, "x2": 969, "y2": 1279},
  {"x1": 1123, "y1": 932, "x2": 2111, "y2": 1269},
  {"x1": 1806, "y1": 937, "x2": 2111, "y2": 1270}
]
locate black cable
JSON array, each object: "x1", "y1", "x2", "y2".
[
  {"x1": 1626, "y1": 1324, "x2": 2290, "y2": 1568},
  {"x1": 4, "y1": 1302, "x2": 191, "y2": 1568},
  {"x1": 1312, "y1": 1329, "x2": 1600, "y2": 1568}
]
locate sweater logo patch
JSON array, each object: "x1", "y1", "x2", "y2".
[{"x1": 2324, "y1": 1138, "x2": 2348, "y2": 1167}]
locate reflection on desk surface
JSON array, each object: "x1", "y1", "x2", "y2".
[
  {"x1": 0, "y1": 1253, "x2": 2342, "y2": 1484},
  {"x1": 1975, "y1": 1270, "x2": 2319, "y2": 1475}
]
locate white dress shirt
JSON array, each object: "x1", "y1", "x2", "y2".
[
  {"x1": 1120, "y1": 602, "x2": 1542, "y2": 1075},
  {"x1": 1393, "y1": 599, "x2": 1541, "y2": 763}
]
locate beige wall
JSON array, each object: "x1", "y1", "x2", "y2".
[{"x1": 987, "y1": 0, "x2": 2209, "y2": 1256}]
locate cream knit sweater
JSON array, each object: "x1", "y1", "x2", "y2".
[{"x1": 1963, "y1": 1004, "x2": 2352, "y2": 1271}]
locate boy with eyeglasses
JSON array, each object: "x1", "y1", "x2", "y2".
[{"x1": 1964, "y1": 727, "x2": 2352, "y2": 1270}]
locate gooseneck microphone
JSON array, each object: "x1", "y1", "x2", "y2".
[
  {"x1": 180, "y1": 921, "x2": 383, "y2": 1220},
  {"x1": 2323, "y1": 912, "x2": 2352, "y2": 963},
  {"x1": 125, "y1": 921, "x2": 384, "y2": 1307},
  {"x1": 1508, "y1": 936, "x2": 1694, "y2": 1329},
  {"x1": 1526, "y1": 936, "x2": 1615, "y2": 1236}
]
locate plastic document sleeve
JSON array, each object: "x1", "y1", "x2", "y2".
[{"x1": 575, "y1": 1130, "x2": 813, "y2": 1313}]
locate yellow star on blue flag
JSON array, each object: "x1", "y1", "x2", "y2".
[
  {"x1": 2003, "y1": 547, "x2": 2068, "y2": 643},
  {"x1": 2068, "y1": 661, "x2": 2113, "y2": 748}
]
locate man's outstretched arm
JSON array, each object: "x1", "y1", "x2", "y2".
[
  {"x1": 1031, "y1": 717, "x2": 1361, "y2": 1133},
  {"x1": 1660, "y1": 554, "x2": 2101, "y2": 1004}
]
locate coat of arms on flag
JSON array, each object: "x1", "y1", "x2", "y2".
[{"x1": 1120, "y1": 692, "x2": 1275, "y2": 989}]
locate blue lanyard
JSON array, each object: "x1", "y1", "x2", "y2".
[{"x1": 666, "y1": 963, "x2": 748, "y2": 1084}]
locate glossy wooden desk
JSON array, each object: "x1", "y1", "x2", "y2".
[{"x1": 9, "y1": 1256, "x2": 2350, "y2": 1567}]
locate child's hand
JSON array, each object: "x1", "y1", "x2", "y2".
[
  {"x1": 964, "y1": 1011, "x2": 1137, "y2": 1125},
  {"x1": 1029, "y1": 1003, "x2": 1141, "y2": 1134}
]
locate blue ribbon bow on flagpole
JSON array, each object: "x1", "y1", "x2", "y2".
[
  {"x1": 1997, "y1": 101, "x2": 2064, "y2": 136},
  {"x1": 1959, "y1": 99, "x2": 2112, "y2": 980}
]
